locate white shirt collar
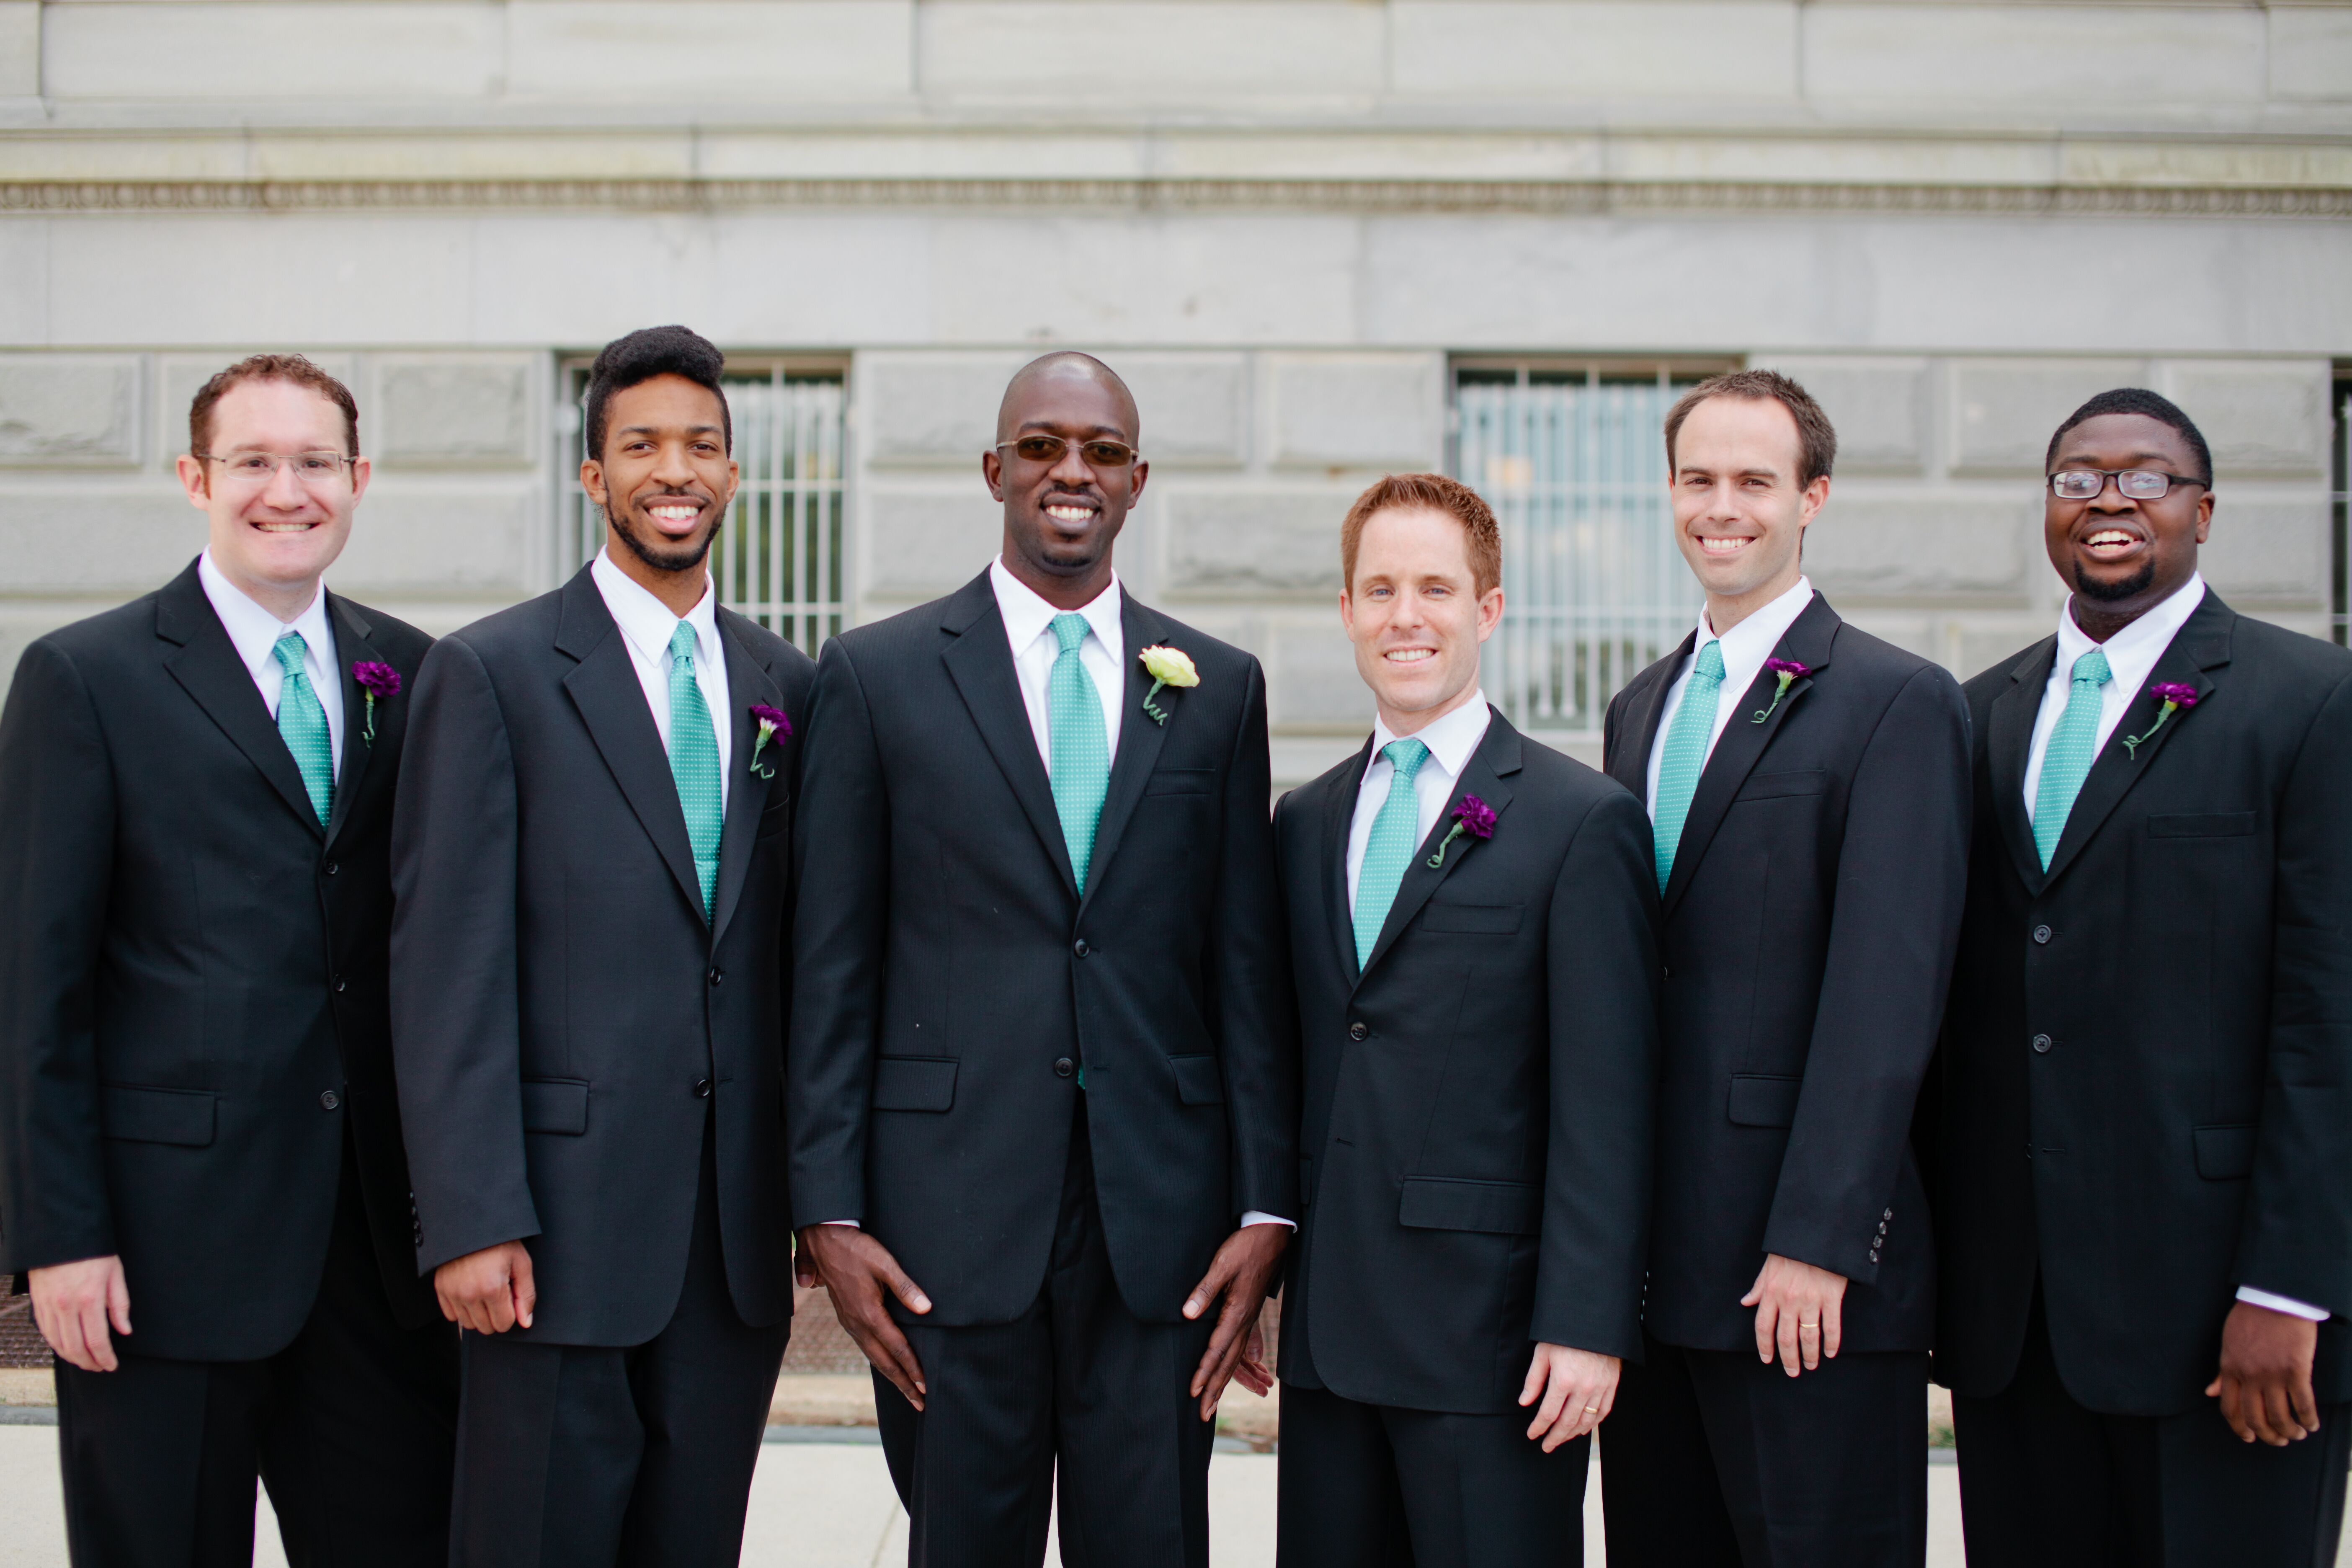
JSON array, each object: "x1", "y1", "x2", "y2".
[
  {"x1": 2053, "y1": 572, "x2": 2207, "y2": 682},
  {"x1": 1699, "y1": 575, "x2": 1815, "y2": 670},
  {"x1": 592, "y1": 547, "x2": 720, "y2": 669},
  {"x1": 196, "y1": 547, "x2": 333, "y2": 680},
  {"x1": 990, "y1": 557, "x2": 1122, "y2": 655},
  {"x1": 1367, "y1": 690, "x2": 1492, "y2": 782}
]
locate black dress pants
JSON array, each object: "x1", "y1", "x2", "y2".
[
  {"x1": 54, "y1": 1134, "x2": 460, "y2": 1568},
  {"x1": 874, "y1": 1096, "x2": 1219, "y2": 1568},
  {"x1": 1601, "y1": 1333, "x2": 1927, "y2": 1568},
  {"x1": 449, "y1": 1122, "x2": 789, "y2": 1568},
  {"x1": 1276, "y1": 1379, "x2": 1589, "y2": 1567},
  {"x1": 1953, "y1": 1286, "x2": 2351, "y2": 1568}
]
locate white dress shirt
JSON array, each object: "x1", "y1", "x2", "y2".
[
  {"x1": 1643, "y1": 577, "x2": 1816, "y2": 818},
  {"x1": 2019, "y1": 574, "x2": 2322, "y2": 1323},
  {"x1": 591, "y1": 547, "x2": 732, "y2": 813},
  {"x1": 1345, "y1": 692, "x2": 1495, "y2": 910},
  {"x1": 990, "y1": 557, "x2": 1124, "y2": 770},
  {"x1": 197, "y1": 549, "x2": 345, "y2": 774}
]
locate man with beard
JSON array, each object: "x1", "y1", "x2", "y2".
[
  {"x1": 789, "y1": 352, "x2": 1296, "y2": 1566},
  {"x1": 1928, "y1": 389, "x2": 2352, "y2": 1564},
  {"x1": 391, "y1": 326, "x2": 815, "y2": 1564}
]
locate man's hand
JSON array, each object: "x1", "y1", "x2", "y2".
[
  {"x1": 1230, "y1": 1321, "x2": 1274, "y2": 1399},
  {"x1": 1519, "y1": 1344, "x2": 1620, "y2": 1452},
  {"x1": 2206, "y1": 1301, "x2": 2322, "y2": 1446},
  {"x1": 1741, "y1": 1253, "x2": 1848, "y2": 1376},
  {"x1": 434, "y1": 1241, "x2": 537, "y2": 1335},
  {"x1": 1184, "y1": 1223, "x2": 1289, "y2": 1421},
  {"x1": 797, "y1": 1225, "x2": 932, "y2": 1411},
  {"x1": 29, "y1": 1256, "x2": 131, "y2": 1373}
]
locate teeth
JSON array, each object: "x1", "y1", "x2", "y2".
[
  {"x1": 254, "y1": 522, "x2": 311, "y2": 532},
  {"x1": 1046, "y1": 505, "x2": 1094, "y2": 521},
  {"x1": 1698, "y1": 536, "x2": 1750, "y2": 554},
  {"x1": 649, "y1": 505, "x2": 699, "y2": 522},
  {"x1": 1385, "y1": 649, "x2": 1435, "y2": 663},
  {"x1": 2086, "y1": 531, "x2": 2133, "y2": 547}
]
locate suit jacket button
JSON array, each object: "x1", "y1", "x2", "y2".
[
  {"x1": 2033, "y1": 925, "x2": 2052, "y2": 944},
  {"x1": 1348, "y1": 1022, "x2": 1368, "y2": 1042},
  {"x1": 1072, "y1": 939, "x2": 1090, "y2": 957},
  {"x1": 693, "y1": 1078, "x2": 713, "y2": 1099},
  {"x1": 708, "y1": 967, "x2": 724, "y2": 987},
  {"x1": 323, "y1": 861, "x2": 339, "y2": 877},
  {"x1": 1869, "y1": 1249, "x2": 1880, "y2": 1264},
  {"x1": 319, "y1": 1089, "x2": 340, "y2": 1111},
  {"x1": 1054, "y1": 1057, "x2": 1076, "y2": 1078},
  {"x1": 2031, "y1": 1033, "x2": 2052, "y2": 1054},
  {"x1": 334, "y1": 977, "x2": 346, "y2": 994}
]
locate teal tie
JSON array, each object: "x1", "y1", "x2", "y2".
[
  {"x1": 1651, "y1": 639, "x2": 1725, "y2": 891},
  {"x1": 271, "y1": 632, "x2": 333, "y2": 828},
  {"x1": 1047, "y1": 613, "x2": 1112, "y2": 895},
  {"x1": 2032, "y1": 647, "x2": 2112, "y2": 871},
  {"x1": 1353, "y1": 738, "x2": 1430, "y2": 969},
  {"x1": 666, "y1": 622, "x2": 723, "y2": 917}
]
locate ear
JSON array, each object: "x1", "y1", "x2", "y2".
[
  {"x1": 1475, "y1": 583, "x2": 1504, "y2": 642},
  {"x1": 1797, "y1": 473, "x2": 1831, "y2": 528},
  {"x1": 580, "y1": 456, "x2": 609, "y2": 509},
  {"x1": 2194, "y1": 487, "x2": 2214, "y2": 545},
  {"x1": 175, "y1": 452, "x2": 211, "y2": 511},
  {"x1": 981, "y1": 448, "x2": 1004, "y2": 502}
]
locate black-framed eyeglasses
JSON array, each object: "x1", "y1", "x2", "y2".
[
  {"x1": 2048, "y1": 468, "x2": 2204, "y2": 501},
  {"x1": 995, "y1": 435, "x2": 1140, "y2": 470}
]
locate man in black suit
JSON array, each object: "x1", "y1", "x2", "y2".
[
  {"x1": 0, "y1": 356, "x2": 454, "y2": 1565},
  {"x1": 1929, "y1": 388, "x2": 2352, "y2": 1565},
  {"x1": 790, "y1": 352, "x2": 1296, "y2": 1567},
  {"x1": 391, "y1": 326, "x2": 814, "y2": 1565},
  {"x1": 1270, "y1": 472, "x2": 1658, "y2": 1565},
  {"x1": 1598, "y1": 371, "x2": 1971, "y2": 1567}
]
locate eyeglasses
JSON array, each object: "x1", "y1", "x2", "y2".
[
  {"x1": 2048, "y1": 469, "x2": 2204, "y2": 501},
  {"x1": 994, "y1": 435, "x2": 1140, "y2": 470},
  {"x1": 197, "y1": 451, "x2": 356, "y2": 485}
]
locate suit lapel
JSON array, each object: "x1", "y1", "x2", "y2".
[
  {"x1": 554, "y1": 569, "x2": 708, "y2": 926},
  {"x1": 1661, "y1": 596, "x2": 1838, "y2": 919},
  {"x1": 322, "y1": 593, "x2": 380, "y2": 851},
  {"x1": 1075, "y1": 595, "x2": 1173, "y2": 918},
  {"x1": 1608, "y1": 632, "x2": 1689, "y2": 799},
  {"x1": 1328, "y1": 734, "x2": 1377, "y2": 984},
  {"x1": 1357, "y1": 709, "x2": 1520, "y2": 987},
  {"x1": 1986, "y1": 638, "x2": 2056, "y2": 894},
  {"x1": 155, "y1": 562, "x2": 323, "y2": 838},
  {"x1": 709, "y1": 612, "x2": 784, "y2": 944},
  {"x1": 2042, "y1": 594, "x2": 2235, "y2": 884},
  {"x1": 939, "y1": 574, "x2": 1080, "y2": 898}
]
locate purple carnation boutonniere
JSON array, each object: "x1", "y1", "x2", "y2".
[
  {"x1": 1426, "y1": 794, "x2": 1497, "y2": 869},
  {"x1": 1750, "y1": 658, "x2": 1810, "y2": 725},
  {"x1": 351, "y1": 662, "x2": 401, "y2": 745},
  {"x1": 2121, "y1": 683, "x2": 2199, "y2": 758},
  {"x1": 748, "y1": 704, "x2": 792, "y2": 780}
]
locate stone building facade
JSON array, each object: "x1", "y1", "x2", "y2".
[{"x1": 1, "y1": 0, "x2": 2346, "y2": 780}]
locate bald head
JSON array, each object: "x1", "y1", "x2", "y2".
[{"x1": 995, "y1": 352, "x2": 1140, "y2": 447}]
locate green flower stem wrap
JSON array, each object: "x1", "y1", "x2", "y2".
[
  {"x1": 1750, "y1": 658, "x2": 1810, "y2": 725},
  {"x1": 1427, "y1": 794, "x2": 1497, "y2": 869},
  {"x1": 351, "y1": 661, "x2": 402, "y2": 745},
  {"x1": 1142, "y1": 677, "x2": 1171, "y2": 727},
  {"x1": 361, "y1": 693, "x2": 377, "y2": 745},
  {"x1": 2121, "y1": 683, "x2": 2199, "y2": 758},
  {"x1": 747, "y1": 703, "x2": 792, "y2": 779}
]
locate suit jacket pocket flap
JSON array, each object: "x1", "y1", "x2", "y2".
[
  {"x1": 1420, "y1": 902, "x2": 1524, "y2": 935},
  {"x1": 2150, "y1": 812, "x2": 2257, "y2": 838},
  {"x1": 100, "y1": 1085, "x2": 216, "y2": 1148},
  {"x1": 1144, "y1": 768, "x2": 1214, "y2": 797},
  {"x1": 1727, "y1": 1073, "x2": 1803, "y2": 1128},
  {"x1": 1398, "y1": 1177, "x2": 1540, "y2": 1235},
  {"x1": 521, "y1": 1078, "x2": 589, "y2": 1136},
  {"x1": 2194, "y1": 1123, "x2": 2257, "y2": 1180},
  {"x1": 1735, "y1": 769, "x2": 1828, "y2": 802},
  {"x1": 873, "y1": 1057, "x2": 958, "y2": 1113},
  {"x1": 1170, "y1": 1053, "x2": 1225, "y2": 1105}
]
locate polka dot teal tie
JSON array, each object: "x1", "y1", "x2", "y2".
[
  {"x1": 1354, "y1": 737, "x2": 1430, "y2": 969},
  {"x1": 1651, "y1": 638, "x2": 1724, "y2": 891},
  {"x1": 2032, "y1": 646, "x2": 2111, "y2": 871},
  {"x1": 666, "y1": 622, "x2": 722, "y2": 917},
  {"x1": 1047, "y1": 612, "x2": 1111, "y2": 895},
  {"x1": 271, "y1": 631, "x2": 333, "y2": 828}
]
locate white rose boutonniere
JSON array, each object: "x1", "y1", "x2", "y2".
[{"x1": 1139, "y1": 645, "x2": 1199, "y2": 726}]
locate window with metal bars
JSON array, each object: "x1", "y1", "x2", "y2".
[{"x1": 560, "y1": 359, "x2": 848, "y2": 658}]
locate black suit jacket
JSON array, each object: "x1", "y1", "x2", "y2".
[
  {"x1": 788, "y1": 571, "x2": 1297, "y2": 1326},
  {"x1": 1602, "y1": 594, "x2": 1970, "y2": 1354},
  {"x1": 1929, "y1": 591, "x2": 2352, "y2": 1414},
  {"x1": 390, "y1": 565, "x2": 814, "y2": 1347},
  {"x1": 1273, "y1": 709, "x2": 1659, "y2": 1414},
  {"x1": 0, "y1": 560, "x2": 437, "y2": 1360}
]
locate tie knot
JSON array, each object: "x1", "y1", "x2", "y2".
[
  {"x1": 1050, "y1": 613, "x2": 1089, "y2": 655},
  {"x1": 1382, "y1": 737, "x2": 1430, "y2": 780},
  {"x1": 668, "y1": 621, "x2": 697, "y2": 667},
  {"x1": 271, "y1": 631, "x2": 307, "y2": 675},
  {"x1": 2072, "y1": 647, "x2": 2112, "y2": 686},
  {"x1": 1694, "y1": 640, "x2": 1725, "y2": 681}
]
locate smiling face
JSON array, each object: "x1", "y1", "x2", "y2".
[
  {"x1": 2045, "y1": 412, "x2": 2211, "y2": 624},
  {"x1": 984, "y1": 358, "x2": 1146, "y2": 606},
  {"x1": 175, "y1": 378, "x2": 367, "y2": 611},
  {"x1": 582, "y1": 373, "x2": 740, "y2": 581},
  {"x1": 1340, "y1": 506, "x2": 1504, "y2": 736},
  {"x1": 1670, "y1": 394, "x2": 1828, "y2": 632}
]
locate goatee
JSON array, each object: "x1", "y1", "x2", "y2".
[
  {"x1": 609, "y1": 504, "x2": 721, "y2": 575},
  {"x1": 2075, "y1": 558, "x2": 2155, "y2": 603}
]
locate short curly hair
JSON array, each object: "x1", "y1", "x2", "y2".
[
  {"x1": 188, "y1": 353, "x2": 359, "y2": 459},
  {"x1": 2045, "y1": 387, "x2": 2213, "y2": 487},
  {"x1": 584, "y1": 325, "x2": 731, "y2": 463},
  {"x1": 1340, "y1": 472, "x2": 1501, "y2": 596}
]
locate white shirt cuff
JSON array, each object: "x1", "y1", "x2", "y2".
[
  {"x1": 2237, "y1": 1285, "x2": 2329, "y2": 1322},
  {"x1": 1240, "y1": 1212, "x2": 1296, "y2": 1230},
  {"x1": 820, "y1": 1220, "x2": 859, "y2": 1229}
]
